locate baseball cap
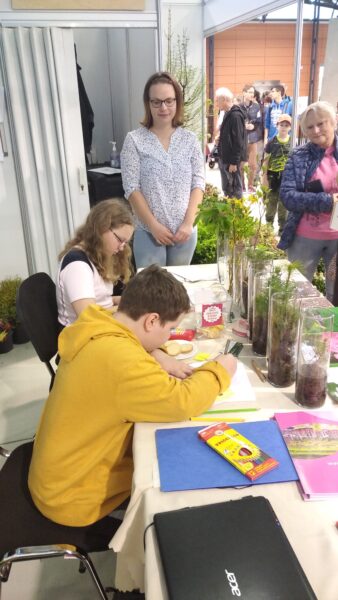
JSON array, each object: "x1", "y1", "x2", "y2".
[{"x1": 277, "y1": 113, "x2": 292, "y2": 125}]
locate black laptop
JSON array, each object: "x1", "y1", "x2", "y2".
[{"x1": 154, "y1": 496, "x2": 317, "y2": 600}]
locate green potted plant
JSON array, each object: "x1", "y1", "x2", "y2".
[
  {"x1": 0, "y1": 276, "x2": 29, "y2": 345},
  {"x1": 252, "y1": 264, "x2": 297, "y2": 356},
  {"x1": 0, "y1": 319, "x2": 13, "y2": 354},
  {"x1": 194, "y1": 185, "x2": 257, "y2": 294},
  {"x1": 267, "y1": 263, "x2": 302, "y2": 387}
]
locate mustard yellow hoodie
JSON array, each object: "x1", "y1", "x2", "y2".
[{"x1": 28, "y1": 305, "x2": 231, "y2": 527}]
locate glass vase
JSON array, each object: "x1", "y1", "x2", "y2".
[
  {"x1": 232, "y1": 243, "x2": 246, "y2": 309},
  {"x1": 252, "y1": 270, "x2": 271, "y2": 356},
  {"x1": 295, "y1": 308, "x2": 333, "y2": 408},
  {"x1": 267, "y1": 291, "x2": 301, "y2": 387},
  {"x1": 216, "y1": 236, "x2": 230, "y2": 293},
  {"x1": 247, "y1": 258, "x2": 273, "y2": 341},
  {"x1": 239, "y1": 249, "x2": 249, "y2": 319}
]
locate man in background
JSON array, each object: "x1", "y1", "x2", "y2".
[
  {"x1": 265, "y1": 84, "x2": 292, "y2": 142},
  {"x1": 216, "y1": 87, "x2": 247, "y2": 199},
  {"x1": 240, "y1": 84, "x2": 262, "y2": 192}
]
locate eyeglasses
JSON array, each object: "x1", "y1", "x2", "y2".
[
  {"x1": 110, "y1": 229, "x2": 129, "y2": 247},
  {"x1": 149, "y1": 98, "x2": 176, "y2": 108}
]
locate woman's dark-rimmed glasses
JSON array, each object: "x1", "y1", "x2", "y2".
[{"x1": 149, "y1": 98, "x2": 176, "y2": 108}]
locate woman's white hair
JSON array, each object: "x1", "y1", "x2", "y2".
[{"x1": 300, "y1": 100, "x2": 336, "y2": 134}]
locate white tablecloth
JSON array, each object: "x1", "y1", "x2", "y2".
[{"x1": 110, "y1": 264, "x2": 338, "y2": 599}]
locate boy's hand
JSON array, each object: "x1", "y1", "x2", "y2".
[
  {"x1": 214, "y1": 354, "x2": 237, "y2": 378},
  {"x1": 152, "y1": 348, "x2": 193, "y2": 379}
]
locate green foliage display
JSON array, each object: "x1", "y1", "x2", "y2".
[
  {"x1": 194, "y1": 184, "x2": 257, "y2": 243},
  {"x1": 254, "y1": 262, "x2": 299, "y2": 319},
  {"x1": 0, "y1": 276, "x2": 22, "y2": 328},
  {"x1": 193, "y1": 184, "x2": 286, "y2": 265},
  {"x1": 191, "y1": 221, "x2": 216, "y2": 265},
  {"x1": 312, "y1": 258, "x2": 326, "y2": 295}
]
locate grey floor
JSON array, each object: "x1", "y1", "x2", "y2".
[{"x1": 0, "y1": 342, "x2": 117, "y2": 599}]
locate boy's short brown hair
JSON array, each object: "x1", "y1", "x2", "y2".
[{"x1": 119, "y1": 264, "x2": 190, "y2": 323}]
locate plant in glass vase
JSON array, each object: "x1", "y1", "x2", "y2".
[
  {"x1": 252, "y1": 263, "x2": 299, "y2": 356},
  {"x1": 194, "y1": 185, "x2": 257, "y2": 294},
  {"x1": 267, "y1": 262, "x2": 303, "y2": 387}
]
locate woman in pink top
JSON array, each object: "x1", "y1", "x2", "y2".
[{"x1": 278, "y1": 101, "x2": 338, "y2": 301}]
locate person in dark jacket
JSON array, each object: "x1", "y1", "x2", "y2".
[
  {"x1": 278, "y1": 100, "x2": 338, "y2": 301},
  {"x1": 216, "y1": 87, "x2": 247, "y2": 199}
]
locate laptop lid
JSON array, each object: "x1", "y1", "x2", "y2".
[{"x1": 154, "y1": 496, "x2": 317, "y2": 600}]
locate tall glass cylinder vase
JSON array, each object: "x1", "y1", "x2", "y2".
[
  {"x1": 252, "y1": 270, "x2": 271, "y2": 356},
  {"x1": 239, "y1": 250, "x2": 249, "y2": 319},
  {"x1": 216, "y1": 236, "x2": 230, "y2": 293},
  {"x1": 248, "y1": 258, "x2": 273, "y2": 340},
  {"x1": 232, "y1": 243, "x2": 246, "y2": 310},
  {"x1": 267, "y1": 292, "x2": 300, "y2": 387},
  {"x1": 295, "y1": 308, "x2": 333, "y2": 408}
]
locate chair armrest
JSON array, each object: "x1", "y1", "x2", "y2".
[{"x1": 0, "y1": 447, "x2": 11, "y2": 458}]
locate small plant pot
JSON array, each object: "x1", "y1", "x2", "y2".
[
  {"x1": 13, "y1": 321, "x2": 30, "y2": 344},
  {"x1": 0, "y1": 330, "x2": 13, "y2": 354}
]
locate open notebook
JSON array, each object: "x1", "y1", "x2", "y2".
[{"x1": 189, "y1": 360, "x2": 256, "y2": 411}]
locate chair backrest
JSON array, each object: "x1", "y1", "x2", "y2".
[{"x1": 16, "y1": 273, "x2": 60, "y2": 364}]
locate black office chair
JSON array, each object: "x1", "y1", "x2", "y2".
[
  {"x1": 16, "y1": 273, "x2": 61, "y2": 390},
  {"x1": 0, "y1": 442, "x2": 121, "y2": 599}
]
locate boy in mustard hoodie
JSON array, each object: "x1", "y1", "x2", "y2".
[{"x1": 28, "y1": 265, "x2": 236, "y2": 548}]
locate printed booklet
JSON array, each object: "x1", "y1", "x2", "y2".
[{"x1": 274, "y1": 411, "x2": 338, "y2": 500}]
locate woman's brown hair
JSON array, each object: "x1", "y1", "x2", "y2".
[
  {"x1": 141, "y1": 71, "x2": 184, "y2": 129},
  {"x1": 59, "y1": 198, "x2": 134, "y2": 283}
]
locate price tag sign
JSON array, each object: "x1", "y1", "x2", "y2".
[{"x1": 201, "y1": 303, "x2": 223, "y2": 327}]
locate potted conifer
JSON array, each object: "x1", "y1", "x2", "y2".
[{"x1": 0, "y1": 276, "x2": 29, "y2": 345}]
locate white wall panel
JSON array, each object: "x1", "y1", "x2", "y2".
[
  {"x1": 74, "y1": 27, "x2": 157, "y2": 162},
  {"x1": 0, "y1": 88, "x2": 28, "y2": 279},
  {"x1": 73, "y1": 29, "x2": 114, "y2": 164}
]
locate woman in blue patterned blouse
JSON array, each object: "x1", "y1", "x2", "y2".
[{"x1": 121, "y1": 71, "x2": 205, "y2": 268}]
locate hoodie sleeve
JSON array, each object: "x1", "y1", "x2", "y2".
[{"x1": 116, "y1": 349, "x2": 231, "y2": 423}]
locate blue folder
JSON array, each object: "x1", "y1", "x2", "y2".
[{"x1": 155, "y1": 420, "x2": 298, "y2": 492}]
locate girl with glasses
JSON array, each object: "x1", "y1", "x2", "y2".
[
  {"x1": 121, "y1": 71, "x2": 205, "y2": 268},
  {"x1": 56, "y1": 198, "x2": 134, "y2": 327},
  {"x1": 56, "y1": 198, "x2": 193, "y2": 379}
]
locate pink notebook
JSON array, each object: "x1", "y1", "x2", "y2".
[{"x1": 274, "y1": 411, "x2": 338, "y2": 500}]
